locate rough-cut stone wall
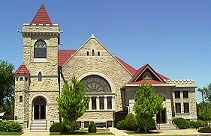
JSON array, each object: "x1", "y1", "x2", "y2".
[
  {"x1": 62, "y1": 37, "x2": 133, "y2": 122},
  {"x1": 15, "y1": 24, "x2": 60, "y2": 125},
  {"x1": 173, "y1": 88, "x2": 197, "y2": 120}
]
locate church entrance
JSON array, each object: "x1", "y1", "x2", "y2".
[
  {"x1": 33, "y1": 97, "x2": 46, "y2": 120},
  {"x1": 156, "y1": 108, "x2": 166, "y2": 123}
]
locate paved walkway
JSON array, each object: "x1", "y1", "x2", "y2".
[{"x1": 20, "y1": 128, "x2": 211, "y2": 136}]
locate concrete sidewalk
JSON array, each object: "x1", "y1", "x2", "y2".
[{"x1": 20, "y1": 128, "x2": 211, "y2": 136}]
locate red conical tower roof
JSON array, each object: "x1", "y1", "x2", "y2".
[
  {"x1": 15, "y1": 63, "x2": 30, "y2": 75},
  {"x1": 30, "y1": 4, "x2": 52, "y2": 26}
]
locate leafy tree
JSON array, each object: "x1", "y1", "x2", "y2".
[
  {"x1": 198, "y1": 102, "x2": 211, "y2": 126},
  {"x1": 198, "y1": 84, "x2": 211, "y2": 102},
  {"x1": 134, "y1": 82, "x2": 163, "y2": 132},
  {"x1": 0, "y1": 60, "x2": 14, "y2": 119},
  {"x1": 57, "y1": 76, "x2": 90, "y2": 132}
]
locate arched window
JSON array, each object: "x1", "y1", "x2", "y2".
[
  {"x1": 34, "y1": 39, "x2": 47, "y2": 58},
  {"x1": 38, "y1": 72, "x2": 42, "y2": 81},
  {"x1": 81, "y1": 75, "x2": 111, "y2": 92}
]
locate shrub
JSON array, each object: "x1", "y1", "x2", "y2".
[
  {"x1": 198, "y1": 127, "x2": 211, "y2": 133},
  {"x1": 124, "y1": 113, "x2": 137, "y2": 131},
  {"x1": 0, "y1": 122, "x2": 22, "y2": 132},
  {"x1": 73, "y1": 121, "x2": 80, "y2": 130},
  {"x1": 116, "y1": 120, "x2": 125, "y2": 130},
  {"x1": 173, "y1": 117, "x2": 190, "y2": 129},
  {"x1": 6, "y1": 122, "x2": 23, "y2": 132},
  {"x1": 0, "y1": 122, "x2": 8, "y2": 131},
  {"x1": 50, "y1": 123, "x2": 68, "y2": 132},
  {"x1": 88, "y1": 121, "x2": 96, "y2": 133},
  {"x1": 136, "y1": 116, "x2": 156, "y2": 132},
  {"x1": 196, "y1": 120, "x2": 207, "y2": 127},
  {"x1": 190, "y1": 121, "x2": 197, "y2": 128}
]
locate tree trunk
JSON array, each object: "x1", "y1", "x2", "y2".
[{"x1": 71, "y1": 121, "x2": 74, "y2": 132}]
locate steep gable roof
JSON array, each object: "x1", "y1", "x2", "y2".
[
  {"x1": 30, "y1": 4, "x2": 52, "y2": 26},
  {"x1": 15, "y1": 63, "x2": 30, "y2": 75},
  {"x1": 130, "y1": 64, "x2": 169, "y2": 84},
  {"x1": 115, "y1": 56, "x2": 136, "y2": 75}
]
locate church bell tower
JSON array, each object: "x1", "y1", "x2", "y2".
[{"x1": 15, "y1": 4, "x2": 61, "y2": 129}]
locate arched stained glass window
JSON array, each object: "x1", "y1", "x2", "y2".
[
  {"x1": 34, "y1": 39, "x2": 47, "y2": 58},
  {"x1": 81, "y1": 75, "x2": 111, "y2": 92}
]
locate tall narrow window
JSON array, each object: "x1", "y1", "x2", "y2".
[
  {"x1": 92, "y1": 97, "x2": 96, "y2": 109},
  {"x1": 87, "y1": 51, "x2": 89, "y2": 56},
  {"x1": 34, "y1": 39, "x2": 47, "y2": 58},
  {"x1": 38, "y1": 72, "x2": 42, "y2": 81},
  {"x1": 174, "y1": 91, "x2": 180, "y2": 99},
  {"x1": 98, "y1": 52, "x2": 100, "y2": 56},
  {"x1": 175, "y1": 103, "x2": 181, "y2": 113},
  {"x1": 19, "y1": 96, "x2": 23, "y2": 102},
  {"x1": 184, "y1": 103, "x2": 189, "y2": 113},
  {"x1": 107, "y1": 96, "x2": 112, "y2": 109},
  {"x1": 92, "y1": 49, "x2": 95, "y2": 56},
  {"x1": 99, "y1": 97, "x2": 104, "y2": 109},
  {"x1": 183, "y1": 91, "x2": 188, "y2": 98}
]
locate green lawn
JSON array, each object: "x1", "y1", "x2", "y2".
[{"x1": 0, "y1": 132, "x2": 23, "y2": 135}]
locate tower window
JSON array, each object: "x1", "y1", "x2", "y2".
[
  {"x1": 87, "y1": 51, "x2": 89, "y2": 56},
  {"x1": 34, "y1": 39, "x2": 47, "y2": 58},
  {"x1": 38, "y1": 72, "x2": 42, "y2": 81},
  {"x1": 20, "y1": 77, "x2": 24, "y2": 81},
  {"x1": 92, "y1": 49, "x2": 95, "y2": 56},
  {"x1": 19, "y1": 96, "x2": 23, "y2": 102},
  {"x1": 98, "y1": 52, "x2": 100, "y2": 56}
]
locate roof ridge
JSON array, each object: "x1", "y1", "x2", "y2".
[{"x1": 30, "y1": 4, "x2": 52, "y2": 26}]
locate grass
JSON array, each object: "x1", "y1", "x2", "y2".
[
  {"x1": 0, "y1": 132, "x2": 23, "y2": 135},
  {"x1": 50, "y1": 128, "x2": 113, "y2": 135}
]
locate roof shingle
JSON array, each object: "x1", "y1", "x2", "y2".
[
  {"x1": 15, "y1": 63, "x2": 30, "y2": 75},
  {"x1": 30, "y1": 4, "x2": 52, "y2": 26}
]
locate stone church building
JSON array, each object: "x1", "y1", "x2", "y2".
[{"x1": 14, "y1": 5, "x2": 197, "y2": 130}]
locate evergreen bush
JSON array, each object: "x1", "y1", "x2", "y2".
[
  {"x1": 116, "y1": 120, "x2": 125, "y2": 130},
  {"x1": 124, "y1": 113, "x2": 137, "y2": 131},
  {"x1": 198, "y1": 127, "x2": 211, "y2": 133},
  {"x1": 0, "y1": 122, "x2": 8, "y2": 131},
  {"x1": 172, "y1": 117, "x2": 190, "y2": 129},
  {"x1": 0, "y1": 122, "x2": 22, "y2": 132},
  {"x1": 50, "y1": 123, "x2": 68, "y2": 132},
  {"x1": 6, "y1": 122, "x2": 23, "y2": 132},
  {"x1": 88, "y1": 121, "x2": 96, "y2": 133}
]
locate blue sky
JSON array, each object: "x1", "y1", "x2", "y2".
[{"x1": 0, "y1": 1, "x2": 210, "y2": 102}]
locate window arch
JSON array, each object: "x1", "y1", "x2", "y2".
[
  {"x1": 34, "y1": 39, "x2": 47, "y2": 58},
  {"x1": 38, "y1": 72, "x2": 42, "y2": 81},
  {"x1": 81, "y1": 75, "x2": 111, "y2": 92}
]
